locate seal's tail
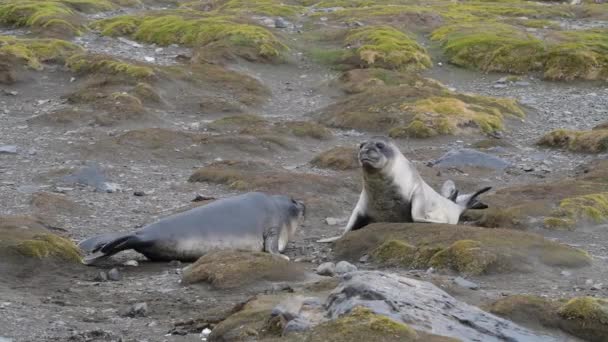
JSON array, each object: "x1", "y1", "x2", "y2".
[{"x1": 78, "y1": 233, "x2": 144, "y2": 265}]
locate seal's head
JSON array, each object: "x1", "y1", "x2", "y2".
[{"x1": 358, "y1": 136, "x2": 396, "y2": 172}]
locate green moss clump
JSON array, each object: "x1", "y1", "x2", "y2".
[
  {"x1": 543, "y1": 29, "x2": 608, "y2": 81},
  {"x1": 429, "y1": 240, "x2": 499, "y2": 275},
  {"x1": 13, "y1": 234, "x2": 82, "y2": 262},
  {"x1": 309, "y1": 306, "x2": 419, "y2": 342},
  {"x1": 282, "y1": 121, "x2": 332, "y2": 140},
  {"x1": 345, "y1": 26, "x2": 431, "y2": 71},
  {"x1": 0, "y1": 0, "x2": 115, "y2": 36},
  {"x1": 546, "y1": 192, "x2": 608, "y2": 228},
  {"x1": 218, "y1": 0, "x2": 303, "y2": 17},
  {"x1": 389, "y1": 120, "x2": 436, "y2": 139},
  {"x1": 66, "y1": 53, "x2": 155, "y2": 79},
  {"x1": 310, "y1": 146, "x2": 358, "y2": 170},
  {"x1": 0, "y1": 35, "x2": 83, "y2": 70},
  {"x1": 94, "y1": 14, "x2": 287, "y2": 61},
  {"x1": 370, "y1": 239, "x2": 417, "y2": 267},
  {"x1": 557, "y1": 297, "x2": 608, "y2": 342},
  {"x1": 543, "y1": 217, "x2": 575, "y2": 230},
  {"x1": 539, "y1": 128, "x2": 608, "y2": 153},
  {"x1": 208, "y1": 114, "x2": 268, "y2": 131},
  {"x1": 431, "y1": 22, "x2": 544, "y2": 74},
  {"x1": 133, "y1": 82, "x2": 161, "y2": 102}
]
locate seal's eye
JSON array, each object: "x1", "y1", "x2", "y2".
[
  {"x1": 359, "y1": 142, "x2": 365, "y2": 149},
  {"x1": 376, "y1": 142, "x2": 385, "y2": 149}
]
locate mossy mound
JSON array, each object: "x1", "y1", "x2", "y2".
[
  {"x1": 0, "y1": 35, "x2": 83, "y2": 72},
  {"x1": 431, "y1": 22, "x2": 544, "y2": 74},
  {"x1": 488, "y1": 295, "x2": 608, "y2": 342},
  {"x1": 317, "y1": 70, "x2": 524, "y2": 137},
  {"x1": 30, "y1": 191, "x2": 91, "y2": 219},
  {"x1": 333, "y1": 223, "x2": 591, "y2": 275},
  {"x1": 0, "y1": 0, "x2": 115, "y2": 37},
  {"x1": 92, "y1": 14, "x2": 287, "y2": 62},
  {"x1": 209, "y1": 116, "x2": 332, "y2": 140},
  {"x1": 66, "y1": 53, "x2": 155, "y2": 79},
  {"x1": 544, "y1": 192, "x2": 608, "y2": 230},
  {"x1": 543, "y1": 29, "x2": 608, "y2": 81},
  {"x1": 538, "y1": 128, "x2": 608, "y2": 153},
  {"x1": 280, "y1": 121, "x2": 332, "y2": 140},
  {"x1": 182, "y1": 250, "x2": 304, "y2": 289},
  {"x1": 0, "y1": 215, "x2": 82, "y2": 263},
  {"x1": 310, "y1": 146, "x2": 358, "y2": 170},
  {"x1": 208, "y1": 114, "x2": 268, "y2": 131},
  {"x1": 216, "y1": 0, "x2": 303, "y2": 17},
  {"x1": 188, "y1": 160, "x2": 347, "y2": 196},
  {"x1": 342, "y1": 26, "x2": 431, "y2": 71}
]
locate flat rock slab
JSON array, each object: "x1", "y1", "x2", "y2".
[
  {"x1": 431, "y1": 148, "x2": 510, "y2": 170},
  {"x1": 326, "y1": 271, "x2": 558, "y2": 342}
]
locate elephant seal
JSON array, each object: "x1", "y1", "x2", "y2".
[
  {"x1": 318, "y1": 136, "x2": 490, "y2": 242},
  {"x1": 80, "y1": 192, "x2": 306, "y2": 264}
]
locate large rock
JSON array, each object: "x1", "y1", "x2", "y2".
[
  {"x1": 0, "y1": 215, "x2": 82, "y2": 263},
  {"x1": 334, "y1": 223, "x2": 590, "y2": 275},
  {"x1": 182, "y1": 250, "x2": 305, "y2": 289},
  {"x1": 208, "y1": 271, "x2": 562, "y2": 342}
]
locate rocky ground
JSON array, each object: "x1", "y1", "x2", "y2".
[{"x1": 1, "y1": 0, "x2": 608, "y2": 341}]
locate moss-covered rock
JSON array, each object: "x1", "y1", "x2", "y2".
[
  {"x1": 0, "y1": 215, "x2": 82, "y2": 263},
  {"x1": 544, "y1": 192, "x2": 608, "y2": 229},
  {"x1": 317, "y1": 71, "x2": 524, "y2": 137},
  {"x1": 538, "y1": 128, "x2": 608, "y2": 153},
  {"x1": 333, "y1": 223, "x2": 591, "y2": 275},
  {"x1": 182, "y1": 250, "x2": 304, "y2": 289},
  {"x1": 488, "y1": 295, "x2": 608, "y2": 342},
  {"x1": 310, "y1": 146, "x2": 358, "y2": 170},
  {"x1": 93, "y1": 13, "x2": 287, "y2": 62},
  {"x1": 543, "y1": 29, "x2": 608, "y2": 81},
  {"x1": 216, "y1": 0, "x2": 303, "y2": 17}
]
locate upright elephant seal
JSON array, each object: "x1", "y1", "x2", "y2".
[
  {"x1": 318, "y1": 136, "x2": 490, "y2": 242},
  {"x1": 80, "y1": 192, "x2": 306, "y2": 264}
]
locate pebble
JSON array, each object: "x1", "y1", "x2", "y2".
[
  {"x1": 133, "y1": 191, "x2": 146, "y2": 197},
  {"x1": 560, "y1": 270, "x2": 572, "y2": 277},
  {"x1": 123, "y1": 260, "x2": 139, "y2": 267},
  {"x1": 324, "y1": 217, "x2": 345, "y2": 226},
  {"x1": 492, "y1": 84, "x2": 508, "y2": 89},
  {"x1": 107, "y1": 268, "x2": 122, "y2": 281},
  {"x1": 454, "y1": 277, "x2": 480, "y2": 290},
  {"x1": 2, "y1": 90, "x2": 18, "y2": 96},
  {"x1": 283, "y1": 318, "x2": 311, "y2": 333},
  {"x1": 0, "y1": 145, "x2": 17, "y2": 154},
  {"x1": 335, "y1": 261, "x2": 357, "y2": 274},
  {"x1": 316, "y1": 262, "x2": 336, "y2": 276},
  {"x1": 99, "y1": 182, "x2": 122, "y2": 193},
  {"x1": 144, "y1": 56, "x2": 155, "y2": 63},
  {"x1": 124, "y1": 302, "x2": 148, "y2": 317},
  {"x1": 359, "y1": 254, "x2": 369, "y2": 263},
  {"x1": 274, "y1": 17, "x2": 289, "y2": 28}
]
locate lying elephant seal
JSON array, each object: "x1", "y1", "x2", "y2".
[
  {"x1": 318, "y1": 136, "x2": 490, "y2": 242},
  {"x1": 80, "y1": 192, "x2": 306, "y2": 264}
]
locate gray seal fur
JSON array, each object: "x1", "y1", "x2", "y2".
[
  {"x1": 80, "y1": 192, "x2": 305, "y2": 264},
  {"x1": 318, "y1": 136, "x2": 490, "y2": 242}
]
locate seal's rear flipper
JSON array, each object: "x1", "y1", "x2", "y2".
[
  {"x1": 79, "y1": 233, "x2": 145, "y2": 265},
  {"x1": 465, "y1": 187, "x2": 492, "y2": 210}
]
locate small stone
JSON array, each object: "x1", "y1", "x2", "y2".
[
  {"x1": 522, "y1": 165, "x2": 534, "y2": 172},
  {"x1": 94, "y1": 271, "x2": 108, "y2": 282},
  {"x1": 492, "y1": 84, "x2": 508, "y2": 89},
  {"x1": 560, "y1": 270, "x2": 572, "y2": 277},
  {"x1": 168, "y1": 260, "x2": 182, "y2": 267},
  {"x1": 144, "y1": 56, "x2": 155, "y2": 63},
  {"x1": 54, "y1": 187, "x2": 73, "y2": 193},
  {"x1": 155, "y1": 48, "x2": 163, "y2": 53},
  {"x1": 591, "y1": 283, "x2": 603, "y2": 290},
  {"x1": 192, "y1": 194, "x2": 215, "y2": 202},
  {"x1": 359, "y1": 254, "x2": 369, "y2": 263},
  {"x1": 585, "y1": 279, "x2": 594, "y2": 285},
  {"x1": 283, "y1": 318, "x2": 311, "y2": 334},
  {"x1": 133, "y1": 191, "x2": 146, "y2": 197},
  {"x1": 274, "y1": 17, "x2": 289, "y2": 28},
  {"x1": 3, "y1": 90, "x2": 18, "y2": 96},
  {"x1": 454, "y1": 276, "x2": 479, "y2": 290},
  {"x1": 324, "y1": 217, "x2": 345, "y2": 226},
  {"x1": 262, "y1": 18, "x2": 274, "y2": 27},
  {"x1": 335, "y1": 261, "x2": 357, "y2": 274},
  {"x1": 70, "y1": 77, "x2": 76, "y2": 83},
  {"x1": 99, "y1": 182, "x2": 121, "y2": 193},
  {"x1": 201, "y1": 328, "x2": 212, "y2": 336},
  {"x1": 147, "y1": 322, "x2": 157, "y2": 327},
  {"x1": 124, "y1": 302, "x2": 148, "y2": 317},
  {"x1": 496, "y1": 77, "x2": 508, "y2": 84},
  {"x1": 0, "y1": 145, "x2": 17, "y2": 154},
  {"x1": 123, "y1": 260, "x2": 139, "y2": 267},
  {"x1": 107, "y1": 268, "x2": 122, "y2": 281},
  {"x1": 316, "y1": 262, "x2": 336, "y2": 276}
]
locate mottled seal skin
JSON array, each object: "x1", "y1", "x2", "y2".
[
  {"x1": 318, "y1": 136, "x2": 491, "y2": 242},
  {"x1": 79, "y1": 192, "x2": 306, "y2": 264}
]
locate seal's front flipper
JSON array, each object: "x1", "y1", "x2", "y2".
[
  {"x1": 317, "y1": 235, "x2": 341, "y2": 243},
  {"x1": 264, "y1": 226, "x2": 290, "y2": 261}
]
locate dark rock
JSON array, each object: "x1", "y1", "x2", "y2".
[
  {"x1": 274, "y1": 17, "x2": 289, "y2": 28},
  {"x1": 133, "y1": 191, "x2": 146, "y2": 196},
  {"x1": 454, "y1": 276, "x2": 480, "y2": 290},
  {"x1": 430, "y1": 148, "x2": 510, "y2": 170},
  {"x1": 168, "y1": 260, "x2": 182, "y2": 267},
  {"x1": 335, "y1": 261, "x2": 357, "y2": 274},
  {"x1": 192, "y1": 194, "x2": 215, "y2": 202},
  {"x1": 94, "y1": 272, "x2": 108, "y2": 282},
  {"x1": 316, "y1": 262, "x2": 336, "y2": 276}
]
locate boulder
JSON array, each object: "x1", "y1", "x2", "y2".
[{"x1": 429, "y1": 148, "x2": 510, "y2": 170}]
